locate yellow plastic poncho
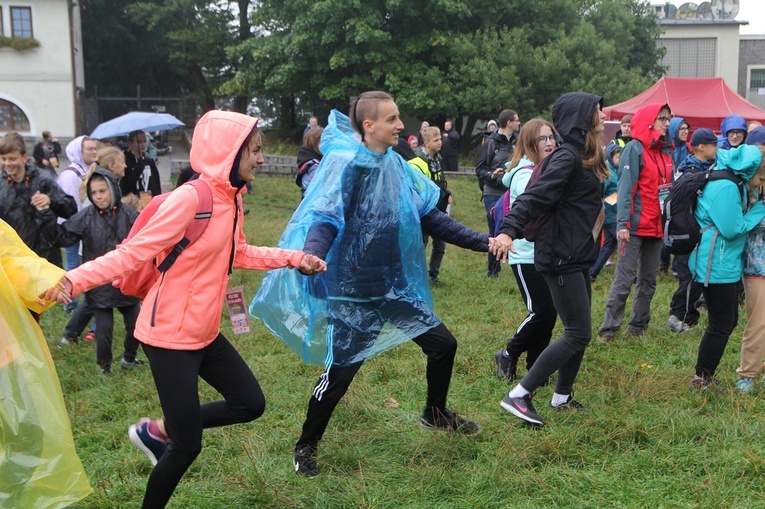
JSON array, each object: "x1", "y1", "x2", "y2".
[{"x1": 0, "y1": 220, "x2": 91, "y2": 508}]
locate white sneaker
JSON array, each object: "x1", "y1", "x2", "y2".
[{"x1": 58, "y1": 337, "x2": 76, "y2": 348}]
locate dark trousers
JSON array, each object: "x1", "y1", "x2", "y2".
[
  {"x1": 423, "y1": 233, "x2": 446, "y2": 279},
  {"x1": 140, "y1": 334, "x2": 265, "y2": 509},
  {"x1": 520, "y1": 269, "x2": 592, "y2": 395},
  {"x1": 695, "y1": 283, "x2": 739, "y2": 378},
  {"x1": 297, "y1": 322, "x2": 457, "y2": 449},
  {"x1": 669, "y1": 254, "x2": 703, "y2": 326},
  {"x1": 64, "y1": 303, "x2": 95, "y2": 340},
  {"x1": 93, "y1": 304, "x2": 141, "y2": 369},
  {"x1": 589, "y1": 223, "x2": 617, "y2": 280},
  {"x1": 505, "y1": 263, "x2": 557, "y2": 370},
  {"x1": 483, "y1": 194, "x2": 502, "y2": 276}
]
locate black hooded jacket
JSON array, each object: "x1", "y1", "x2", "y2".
[
  {"x1": 499, "y1": 92, "x2": 604, "y2": 274},
  {"x1": 0, "y1": 164, "x2": 77, "y2": 267},
  {"x1": 54, "y1": 168, "x2": 141, "y2": 308},
  {"x1": 475, "y1": 129, "x2": 518, "y2": 196}
]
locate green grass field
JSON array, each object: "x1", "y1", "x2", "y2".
[{"x1": 41, "y1": 174, "x2": 765, "y2": 509}]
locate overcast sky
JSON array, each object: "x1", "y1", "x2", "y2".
[{"x1": 737, "y1": 0, "x2": 765, "y2": 34}]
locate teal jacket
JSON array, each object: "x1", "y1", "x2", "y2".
[
  {"x1": 501, "y1": 156, "x2": 535, "y2": 264},
  {"x1": 691, "y1": 146, "x2": 765, "y2": 285}
]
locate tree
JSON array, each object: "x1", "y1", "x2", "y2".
[{"x1": 228, "y1": 0, "x2": 664, "y2": 134}]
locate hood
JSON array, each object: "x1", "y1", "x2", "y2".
[
  {"x1": 86, "y1": 167, "x2": 122, "y2": 211},
  {"x1": 629, "y1": 103, "x2": 669, "y2": 148},
  {"x1": 551, "y1": 92, "x2": 603, "y2": 146},
  {"x1": 507, "y1": 155, "x2": 534, "y2": 173},
  {"x1": 720, "y1": 114, "x2": 747, "y2": 137},
  {"x1": 746, "y1": 126, "x2": 765, "y2": 147},
  {"x1": 297, "y1": 146, "x2": 322, "y2": 167},
  {"x1": 669, "y1": 117, "x2": 689, "y2": 143},
  {"x1": 716, "y1": 145, "x2": 763, "y2": 181},
  {"x1": 677, "y1": 154, "x2": 715, "y2": 173},
  {"x1": 605, "y1": 143, "x2": 622, "y2": 166},
  {"x1": 392, "y1": 136, "x2": 417, "y2": 160},
  {"x1": 190, "y1": 111, "x2": 259, "y2": 187},
  {"x1": 65, "y1": 135, "x2": 88, "y2": 175}
]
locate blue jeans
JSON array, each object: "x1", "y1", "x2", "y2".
[
  {"x1": 589, "y1": 223, "x2": 617, "y2": 280},
  {"x1": 483, "y1": 194, "x2": 502, "y2": 276},
  {"x1": 64, "y1": 244, "x2": 81, "y2": 306}
]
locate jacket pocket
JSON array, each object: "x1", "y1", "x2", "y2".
[{"x1": 176, "y1": 289, "x2": 193, "y2": 333}]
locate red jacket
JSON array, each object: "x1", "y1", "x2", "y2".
[
  {"x1": 67, "y1": 112, "x2": 305, "y2": 350},
  {"x1": 616, "y1": 103, "x2": 674, "y2": 238}
]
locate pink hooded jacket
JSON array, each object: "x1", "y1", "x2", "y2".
[{"x1": 66, "y1": 111, "x2": 306, "y2": 350}]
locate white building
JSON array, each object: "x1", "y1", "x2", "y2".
[{"x1": 0, "y1": 0, "x2": 84, "y2": 139}]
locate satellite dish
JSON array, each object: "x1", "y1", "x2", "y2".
[
  {"x1": 698, "y1": 2, "x2": 713, "y2": 19},
  {"x1": 677, "y1": 2, "x2": 699, "y2": 19},
  {"x1": 665, "y1": 2, "x2": 678, "y2": 19},
  {"x1": 710, "y1": 0, "x2": 740, "y2": 19}
]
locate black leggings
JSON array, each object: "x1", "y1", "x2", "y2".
[
  {"x1": 140, "y1": 334, "x2": 265, "y2": 509},
  {"x1": 520, "y1": 269, "x2": 593, "y2": 395}
]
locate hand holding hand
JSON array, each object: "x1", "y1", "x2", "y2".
[
  {"x1": 30, "y1": 191, "x2": 51, "y2": 210},
  {"x1": 489, "y1": 233, "x2": 515, "y2": 261},
  {"x1": 298, "y1": 254, "x2": 327, "y2": 276},
  {"x1": 39, "y1": 277, "x2": 73, "y2": 304}
]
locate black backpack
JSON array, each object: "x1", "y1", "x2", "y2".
[{"x1": 662, "y1": 166, "x2": 744, "y2": 255}]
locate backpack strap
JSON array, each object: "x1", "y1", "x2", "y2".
[{"x1": 156, "y1": 179, "x2": 213, "y2": 272}]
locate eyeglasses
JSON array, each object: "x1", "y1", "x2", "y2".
[
  {"x1": 679, "y1": 126, "x2": 690, "y2": 131},
  {"x1": 656, "y1": 116, "x2": 671, "y2": 123},
  {"x1": 537, "y1": 135, "x2": 556, "y2": 144},
  {"x1": 728, "y1": 130, "x2": 746, "y2": 137}
]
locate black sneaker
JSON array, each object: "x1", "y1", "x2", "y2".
[
  {"x1": 500, "y1": 393, "x2": 545, "y2": 425},
  {"x1": 419, "y1": 407, "x2": 481, "y2": 435},
  {"x1": 494, "y1": 350, "x2": 517, "y2": 380},
  {"x1": 551, "y1": 395, "x2": 585, "y2": 411},
  {"x1": 293, "y1": 444, "x2": 320, "y2": 477},
  {"x1": 690, "y1": 375, "x2": 724, "y2": 393}
]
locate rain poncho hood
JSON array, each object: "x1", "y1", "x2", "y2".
[
  {"x1": 719, "y1": 114, "x2": 748, "y2": 148},
  {"x1": 630, "y1": 103, "x2": 670, "y2": 149},
  {"x1": 65, "y1": 135, "x2": 89, "y2": 175},
  {"x1": 250, "y1": 109, "x2": 441, "y2": 366},
  {"x1": 605, "y1": 143, "x2": 621, "y2": 168},
  {"x1": 0, "y1": 219, "x2": 91, "y2": 507},
  {"x1": 716, "y1": 144, "x2": 762, "y2": 180}
]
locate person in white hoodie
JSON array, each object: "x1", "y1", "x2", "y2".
[{"x1": 494, "y1": 118, "x2": 558, "y2": 381}]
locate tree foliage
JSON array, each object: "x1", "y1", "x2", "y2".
[{"x1": 228, "y1": 0, "x2": 665, "y2": 129}]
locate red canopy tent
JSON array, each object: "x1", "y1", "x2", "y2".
[{"x1": 604, "y1": 77, "x2": 765, "y2": 133}]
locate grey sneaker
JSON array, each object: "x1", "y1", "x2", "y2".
[
  {"x1": 500, "y1": 393, "x2": 545, "y2": 426},
  {"x1": 494, "y1": 350, "x2": 517, "y2": 380},
  {"x1": 121, "y1": 358, "x2": 147, "y2": 370},
  {"x1": 58, "y1": 337, "x2": 77, "y2": 348},
  {"x1": 667, "y1": 315, "x2": 690, "y2": 333}
]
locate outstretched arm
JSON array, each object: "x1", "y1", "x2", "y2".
[{"x1": 420, "y1": 209, "x2": 488, "y2": 252}]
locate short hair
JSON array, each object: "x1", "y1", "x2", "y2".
[
  {"x1": 349, "y1": 91, "x2": 394, "y2": 137},
  {"x1": 620, "y1": 115, "x2": 633, "y2": 125},
  {"x1": 42, "y1": 130, "x2": 52, "y2": 140},
  {"x1": 421, "y1": 126, "x2": 441, "y2": 142},
  {"x1": 128, "y1": 130, "x2": 146, "y2": 142},
  {"x1": 0, "y1": 132, "x2": 27, "y2": 155},
  {"x1": 302, "y1": 126, "x2": 323, "y2": 154},
  {"x1": 498, "y1": 109, "x2": 518, "y2": 128}
]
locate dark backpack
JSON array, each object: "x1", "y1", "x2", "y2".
[
  {"x1": 662, "y1": 166, "x2": 744, "y2": 255},
  {"x1": 524, "y1": 143, "x2": 582, "y2": 241},
  {"x1": 488, "y1": 165, "x2": 531, "y2": 237},
  {"x1": 112, "y1": 179, "x2": 213, "y2": 298}
]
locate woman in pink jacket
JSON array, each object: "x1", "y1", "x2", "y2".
[{"x1": 51, "y1": 111, "x2": 325, "y2": 509}]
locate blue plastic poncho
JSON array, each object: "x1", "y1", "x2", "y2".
[
  {"x1": 250, "y1": 110, "x2": 441, "y2": 367},
  {"x1": 0, "y1": 219, "x2": 92, "y2": 508}
]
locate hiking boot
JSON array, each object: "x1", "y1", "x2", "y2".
[
  {"x1": 597, "y1": 329, "x2": 616, "y2": 343},
  {"x1": 690, "y1": 375, "x2": 723, "y2": 392},
  {"x1": 121, "y1": 358, "x2": 147, "y2": 370},
  {"x1": 500, "y1": 393, "x2": 545, "y2": 426},
  {"x1": 736, "y1": 377, "x2": 755, "y2": 394},
  {"x1": 58, "y1": 337, "x2": 78, "y2": 348},
  {"x1": 293, "y1": 444, "x2": 320, "y2": 477},
  {"x1": 667, "y1": 315, "x2": 690, "y2": 333},
  {"x1": 494, "y1": 350, "x2": 517, "y2": 380},
  {"x1": 419, "y1": 407, "x2": 481, "y2": 435},
  {"x1": 551, "y1": 395, "x2": 585, "y2": 411},
  {"x1": 129, "y1": 418, "x2": 168, "y2": 466},
  {"x1": 626, "y1": 326, "x2": 646, "y2": 337}
]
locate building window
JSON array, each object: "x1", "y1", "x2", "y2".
[
  {"x1": 750, "y1": 68, "x2": 765, "y2": 89},
  {"x1": 10, "y1": 7, "x2": 33, "y2": 39},
  {"x1": 0, "y1": 100, "x2": 31, "y2": 132},
  {"x1": 0, "y1": 9, "x2": 4, "y2": 37},
  {"x1": 657, "y1": 38, "x2": 716, "y2": 78}
]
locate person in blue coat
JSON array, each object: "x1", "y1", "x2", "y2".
[
  {"x1": 718, "y1": 114, "x2": 748, "y2": 149},
  {"x1": 689, "y1": 144, "x2": 765, "y2": 388},
  {"x1": 669, "y1": 117, "x2": 691, "y2": 172}
]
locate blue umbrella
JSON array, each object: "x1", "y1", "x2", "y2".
[{"x1": 90, "y1": 111, "x2": 184, "y2": 139}]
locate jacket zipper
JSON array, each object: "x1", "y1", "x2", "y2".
[
  {"x1": 228, "y1": 197, "x2": 239, "y2": 275},
  {"x1": 150, "y1": 271, "x2": 167, "y2": 327}
]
